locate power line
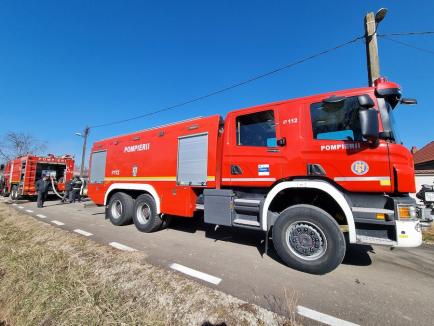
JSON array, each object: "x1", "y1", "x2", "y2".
[
  {"x1": 379, "y1": 35, "x2": 434, "y2": 56},
  {"x1": 377, "y1": 31, "x2": 434, "y2": 37},
  {"x1": 90, "y1": 35, "x2": 364, "y2": 129}
]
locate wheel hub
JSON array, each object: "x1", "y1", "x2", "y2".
[
  {"x1": 136, "y1": 203, "x2": 151, "y2": 225},
  {"x1": 111, "y1": 200, "x2": 123, "y2": 219},
  {"x1": 286, "y1": 222, "x2": 327, "y2": 260}
]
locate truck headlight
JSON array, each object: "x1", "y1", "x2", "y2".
[
  {"x1": 409, "y1": 206, "x2": 417, "y2": 219},
  {"x1": 397, "y1": 205, "x2": 417, "y2": 220}
]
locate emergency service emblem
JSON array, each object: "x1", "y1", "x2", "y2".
[
  {"x1": 351, "y1": 161, "x2": 369, "y2": 175},
  {"x1": 132, "y1": 165, "x2": 138, "y2": 177},
  {"x1": 258, "y1": 164, "x2": 270, "y2": 176}
]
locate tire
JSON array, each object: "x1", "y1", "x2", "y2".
[
  {"x1": 107, "y1": 192, "x2": 134, "y2": 226},
  {"x1": 1, "y1": 187, "x2": 9, "y2": 197},
  {"x1": 132, "y1": 194, "x2": 162, "y2": 233},
  {"x1": 160, "y1": 215, "x2": 173, "y2": 230},
  {"x1": 273, "y1": 204, "x2": 346, "y2": 275},
  {"x1": 11, "y1": 185, "x2": 19, "y2": 200}
]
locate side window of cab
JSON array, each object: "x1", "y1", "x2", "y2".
[
  {"x1": 236, "y1": 110, "x2": 277, "y2": 147},
  {"x1": 310, "y1": 96, "x2": 363, "y2": 141}
]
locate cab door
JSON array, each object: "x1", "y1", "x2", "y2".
[
  {"x1": 301, "y1": 95, "x2": 392, "y2": 193},
  {"x1": 221, "y1": 108, "x2": 286, "y2": 188}
]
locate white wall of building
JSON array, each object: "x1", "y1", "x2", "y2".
[{"x1": 412, "y1": 173, "x2": 434, "y2": 203}]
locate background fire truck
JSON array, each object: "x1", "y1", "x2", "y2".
[
  {"x1": 87, "y1": 78, "x2": 431, "y2": 274},
  {"x1": 0, "y1": 154, "x2": 75, "y2": 200}
]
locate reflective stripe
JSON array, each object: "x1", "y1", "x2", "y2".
[
  {"x1": 105, "y1": 176, "x2": 176, "y2": 182},
  {"x1": 334, "y1": 176, "x2": 390, "y2": 182},
  {"x1": 234, "y1": 199, "x2": 261, "y2": 204},
  {"x1": 222, "y1": 178, "x2": 276, "y2": 182},
  {"x1": 352, "y1": 207, "x2": 394, "y2": 214},
  {"x1": 105, "y1": 176, "x2": 215, "y2": 182}
]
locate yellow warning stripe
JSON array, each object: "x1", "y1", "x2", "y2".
[
  {"x1": 104, "y1": 176, "x2": 216, "y2": 182},
  {"x1": 380, "y1": 179, "x2": 391, "y2": 186},
  {"x1": 334, "y1": 176, "x2": 391, "y2": 186}
]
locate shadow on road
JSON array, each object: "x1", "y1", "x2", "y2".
[
  {"x1": 167, "y1": 215, "x2": 267, "y2": 256},
  {"x1": 343, "y1": 244, "x2": 374, "y2": 266},
  {"x1": 5, "y1": 197, "x2": 374, "y2": 268},
  {"x1": 167, "y1": 215, "x2": 374, "y2": 267}
]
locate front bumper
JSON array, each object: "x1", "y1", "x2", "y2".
[
  {"x1": 394, "y1": 220, "x2": 422, "y2": 247},
  {"x1": 350, "y1": 194, "x2": 426, "y2": 247}
]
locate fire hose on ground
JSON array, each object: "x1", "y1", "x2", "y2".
[
  {"x1": 50, "y1": 177, "x2": 86, "y2": 201},
  {"x1": 50, "y1": 177, "x2": 65, "y2": 200}
]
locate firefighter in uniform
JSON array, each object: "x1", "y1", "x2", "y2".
[
  {"x1": 70, "y1": 176, "x2": 83, "y2": 203},
  {"x1": 62, "y1": 178, "x2": 73, "y2": 203},
  {"x1": 35, "y1": 174, "x2": 50, "y2": 208},
  {"x1": 0, "y1": 175, "x2": 5, "y2": 195}
]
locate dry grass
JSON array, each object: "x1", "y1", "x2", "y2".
[
  {"x1": 284, "y1": 289, "x2": 300, "y2": 326},
  {"x1": 423, "y1": 224, "x2": 434, "y2": 243},
  {"x1": 0, "y1": 203, "x2": 290, "y2": 326}
]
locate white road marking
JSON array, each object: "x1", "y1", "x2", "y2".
[
  {"x1": 109, "y1": 242, "x2": 137, "y2": 252},
  {"x1": 25, "y1": 209, "x2": 34, "y2": 213},
  {"x1": 18, "y1": 206, "x2": 24, "y2": 209},
  {"x1": 36, "y1": 214, "x2": 47, "y2": 219},
  {"x1": 12, "y1": 203, "x2": 17, "y2": 206},
  {"x1": 74, "y1": 229, "x2": 93, "y2": 237},
  {"x1": 170, "y1": 263, "x2": 222, "y2": 285},
  {"x1": 297, "y1": 306, "x2": 359, "y2": 326},
  {"x1": 51, "y1": 220, "x2": 65, "y2": 226}
]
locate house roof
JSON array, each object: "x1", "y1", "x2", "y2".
[{"x1": 413, "y1": 141, "x2": 434, "y2": 164}]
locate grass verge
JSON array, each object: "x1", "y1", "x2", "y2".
[
  {"x1": 0, "y1": 203, "x2": 290, "y2": 325},
  {"x1": 423, "y1": 224, "x2": 434, "y2": 243}
]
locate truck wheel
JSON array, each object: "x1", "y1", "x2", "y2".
[
  {"x1": 1, "y1": 188, "x2": 8, "y2": 197},
  {"x1": 160, "y1": 215, "x2": 173, "y2": 230},
  {"x1": 133, "y1": 194, "x2": 162, "y2": 233},
  {"x1": 11, "y1": 186, "x2": 19, "y2": 200},
  {"x1": 107, "y1": 192, "x2": 134, "y2": 226},
  {"x1": 273, "y1": 204, "x2": 346, "y2": 275}
]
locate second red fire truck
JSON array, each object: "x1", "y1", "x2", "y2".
[
  {"x1": 87, "y1": 78, "x2": 430, "y2": 274},
  {"x1": 0, "y1": 154, "x2": 75, "y2": 200}
]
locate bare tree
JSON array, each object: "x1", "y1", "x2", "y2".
[{"x1": 0, "y1": 132, "x2": 47, "y2": 162}]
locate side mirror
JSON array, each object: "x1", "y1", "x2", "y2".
[
  {"x1": 358, "y1": 95, "x2": 375, "y2": 109},
  {"x1": 359, "y1": 108, "x2": 379, "y2": 143},
  {"x1": 277, "y1": 137, "x2": 286, "y2": 147},
  {"x1": 400, "y1": 98, "x2": 417, "y2": 105}
]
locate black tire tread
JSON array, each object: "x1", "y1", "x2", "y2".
[
  {"x1": 107, "y1": 192, "x2": 134, "y2": 226},
  {"x1": 273, "y1": 204, "x2": 346, "y2": 275},
  {"x1": 11, "y1": 185, "x2": 19, "y2": 200},
  {"x1": 133, "y1": 194, "x2": 162, "y2": 233}
]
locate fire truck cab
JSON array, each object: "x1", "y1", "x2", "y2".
[{"x1": 87, "y1": 78, "x2": 428, "y2": 274}]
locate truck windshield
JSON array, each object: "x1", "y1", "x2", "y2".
[
  {"x1": 377, "y1": 97, "x2": 402, "y2": 144},
  {"x1": 310, "y1": 96, "x2": 363, "y2": 141}
]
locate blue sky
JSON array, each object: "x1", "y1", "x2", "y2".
[{"x1": 0, "y1": 0, "x2": 433, "y2": 165}]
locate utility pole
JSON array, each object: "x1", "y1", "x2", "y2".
[
  {"x1": 76, "y1": 127, "x2": 90, "y2": 178},
  {"x1": 364, "y1": 8, "x2": 387, "y2": 86}
]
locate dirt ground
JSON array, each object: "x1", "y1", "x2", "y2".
[{"x1": 0, "y1": 203, "x2": 292, "y2": 326}]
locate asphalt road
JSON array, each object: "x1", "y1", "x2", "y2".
[{"x1": 2, "y1": 197, "x2": 434, "y2": 326}]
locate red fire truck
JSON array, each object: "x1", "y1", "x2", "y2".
[
  {"x1": 0, "y1": 154, "x2": 75, "y2": 200},
  {"x1": 87, "y1": 78, "x2": 430, "y2": 274}
]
